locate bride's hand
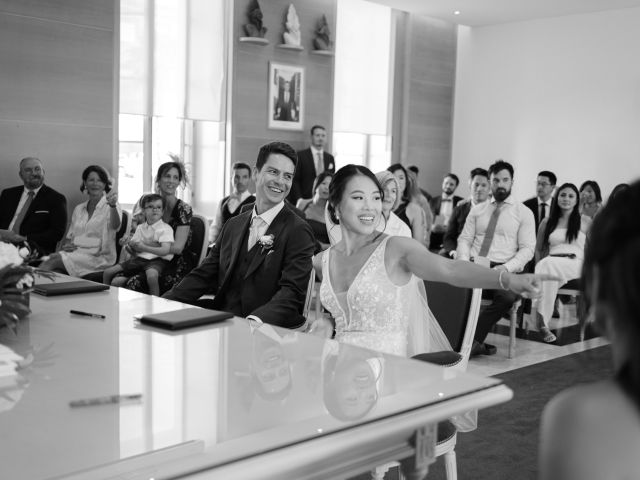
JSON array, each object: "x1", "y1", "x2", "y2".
[
  {"x1": 507, "y1": 273, "x2": 560, "y2": 299},
  {"x1": 307, "y1": 315, "x2": 333, "y2": 338}
]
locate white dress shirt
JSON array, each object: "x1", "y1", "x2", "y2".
[
  {"x1": 310, "y1": 146, "x2": 324, "y2": 175},
  {"x1": 456, "y1": 194, "x2": 535, "y2": 272},
  {"x1": 440, "y1": 193, "x2": 455, "y2": 225}
]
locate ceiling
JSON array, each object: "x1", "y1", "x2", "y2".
[{"x1": 368, "y1": 0, "x2": 640, "y2": 26}]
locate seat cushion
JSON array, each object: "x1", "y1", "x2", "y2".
[
  {"x1": 560, "y1": 278, "x2": 581, "y2": 290},
  {"x1": 437, "y1": 419, "x2": 457, "y2": 444},
  {"x1": 411, "y1": 351, "x2": 462, "y2": 368}
]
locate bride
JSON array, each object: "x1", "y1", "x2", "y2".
[{"x1": 310, "y1": 164, "x2": 554, "y2": 357}]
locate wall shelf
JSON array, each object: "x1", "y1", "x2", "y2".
[
  {"x1": 276, "y1": 44, "x2": 304, "y2": 51},
  {"x1": 311, "y1": 50, "x2": 334, "y2": 56},
  {"x1": 239, "y1": 37, "x2": 269, "y2": 45}
]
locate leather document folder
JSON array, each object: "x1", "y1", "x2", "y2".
[
  {"x1": 33, "y1": 280, "x2": 110, "y2": 296},
  {"x1": 138, "y1": 308, "x2": 233, "y2": 330}
]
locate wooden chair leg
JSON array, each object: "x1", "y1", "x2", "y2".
[{"x1": 508, "y1": 300, "x2": 520, "y2": 359}]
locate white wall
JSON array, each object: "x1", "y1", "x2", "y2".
[{"x1": 452, "y1": 7, "x2": 640, "y2": 200}]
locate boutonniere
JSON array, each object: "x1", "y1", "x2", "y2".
[
  {"x1": 258, "y1": 234, "x2": 275, "y2": 254},
  {"x1": 328, "y1": 163, "x2": 334, "y2": 170}
]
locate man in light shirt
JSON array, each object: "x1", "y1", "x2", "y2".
[
  {"x1": 456, "y1": 160, "x2": 536, "y2": 356},
  {"x1": 0, "y1": 157, "x2": 67, "y2": 255},
  {"x1": 164, "y1": 142, "x2": 315, "y2": 329},
  {"x1": 209, "y1": 162, "x2": 256, "y2": 244},
  {"x1": 441, "y1": 167, "x2": 490, "y2": 258}
]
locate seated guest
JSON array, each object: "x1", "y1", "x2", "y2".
[
  {"x1": 579, "y1": 180, "x2": 603, "y2": 219},
  {"x1": 524, "y1": 170, "x2": 557, "y2": 233},
  {"x1": 296, "y1": 171, "x2": 332, "y2": 250},
  {"x1": 442, "y1": 168, "x2": 490, "y2": 258},
  {"x1": 210, "y1": 162, "x2": 256, "y2": 244},
  {"x1": 326, "y1": 171, "x2": 411, "y2": 245},
  {"x1": 456, "y1": 160, "x2": 536, "y2": 356},
  {"x1": 406, "y1": 168, "x2": 434, "y2": 234},
  {"x1": 163, "y1": 141, "x2": 315, "y2": 329},
  {"x1": 533, "y1": 183, "x2": 591, "y2": 342},
  {"x1": 407, "y1": 165, "x2": 432, "y2": 202},
  {"x1": 429, "y1": 173, "x2": 463, "y2": 251},
  {"x1": 539, "y1": 180, "x2": 640, "y2": 480},
  {"x1": 124, "y1": 158, "x2": 197, "y2": 295},
  {"x1": 387, "y1": 164, "x2": 428, "y2": 246},
  {"x1": 103, "y1": 194, "x2": 174, "y2": 296},
  {"x1": 40, "y1": 165, "x2": 121, "y2": 277},
  {"x1": 0, "y1": 157, "x2": 67, "y2": 256},
  {"x1": 608, "y1": 182, "x2": 629, "y2": 203}
]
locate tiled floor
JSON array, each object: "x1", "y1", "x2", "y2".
[{"x1": 468, "y1": 302, "x2": 608, "y2": 377}]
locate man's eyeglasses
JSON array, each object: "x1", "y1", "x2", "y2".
[{"x1": 536, "y1": 182, "x2": 551, "y2": 187}]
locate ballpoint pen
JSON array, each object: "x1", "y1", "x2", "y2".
[
  {"x1": 70, "y1": 310, "x2": 106, "y2": 319},
  {"x1": 69, "y1": 394, "x2": 143, "y2": 408}
]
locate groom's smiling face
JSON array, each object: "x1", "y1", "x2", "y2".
[{"x1": 253, "y1": 153, "x2": 295, "y2": 213}]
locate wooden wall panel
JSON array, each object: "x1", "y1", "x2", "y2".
[
  {"x1": 392, "y1": 14, "x2": 457, "y2": 195},
  {"x1": 231, "y1": 0, "x2": 336, "y2": 168},
  {"x1": 0, "y1": 0, "x2": 115, "y2": 219}
]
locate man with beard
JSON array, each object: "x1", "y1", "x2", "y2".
[
  {"x1": 456, "y1": 160, "x2": 535, "y2": 356},
  {"x1": 0, "y1": 157, "x2": 67, "y2": 255}
]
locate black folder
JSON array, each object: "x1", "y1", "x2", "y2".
[
  {"x1": 33, "y1": 280, "x2": 110, "y2": 296},
  {"x1": 138, "y1": 308, "x2": 233, "y2": 330}
]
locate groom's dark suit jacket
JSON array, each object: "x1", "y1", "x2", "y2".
[
  {"x1": 163, "y1": 205, "x2": 315, "y2": 328},
  {"x1": 0, "y1": 184, "x2": 67, "y2": 254}
]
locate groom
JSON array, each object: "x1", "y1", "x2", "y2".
[{"x1": 163, "y1": 141, "x2": 315, "y2": 329}]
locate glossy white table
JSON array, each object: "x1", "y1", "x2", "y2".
[{"x1": 0, "y1": 278, "x2": 512, "y2": 480}]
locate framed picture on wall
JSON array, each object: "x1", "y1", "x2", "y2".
[{"x1": 268, "y1": 62, "x2": 304, "y2": 130}]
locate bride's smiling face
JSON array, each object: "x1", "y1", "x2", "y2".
[{"x1": 337, "y1": 175, "x2": 382, "y2": 235}]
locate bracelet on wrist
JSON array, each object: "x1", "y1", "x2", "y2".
[{"x1": 498, "y1": 270, "x2": 509, "y2": 290}]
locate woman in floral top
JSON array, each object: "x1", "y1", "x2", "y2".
[{"x1": 123, "y1": 159, "x2": 196, "y2": 295}]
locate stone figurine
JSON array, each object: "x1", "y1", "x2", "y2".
[
  {"x1": 244, "y1": 0, "x2": 267, "y2": 38},
  {"x1": 313, "y1": 15, "x2": 332, "y2": 51},
  {"x1": 283, "y1": 4, "x2": 301, "y2": 46}
]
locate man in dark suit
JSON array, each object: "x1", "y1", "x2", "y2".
[
  {"x1": 288, "y1": 125, "x2": 335, "y2": 205},
  {"x1": 163, "y1": 142, "x2": 315, "y2": 329},
  {"x1": 0, "y1": 157, "x2": 67, "y2": 255},
  {"x1": 523, "y1": 170, "x2": 556, "y2": 233},
  {"x1": 274, "y1": 81, "x2": 298, "y2": 122},
  {"x1": 429, "y1": 173, "x2": 463, "y2": 251},
  {"x1": 441, "y1": 168, "x2": 490, "y2": 258}
]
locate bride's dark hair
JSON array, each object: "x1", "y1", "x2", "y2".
[{"x1": 327, "y1": 164, "x2": 384, "y2": 224}]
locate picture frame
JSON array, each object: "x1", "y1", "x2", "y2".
[{"x1": 268, "y1": 62, "x2": 304, "y2": 130}]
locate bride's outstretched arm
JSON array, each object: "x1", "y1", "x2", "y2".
[{"x1": 388, "y1": 236, "x2": 557, "y2": 297}]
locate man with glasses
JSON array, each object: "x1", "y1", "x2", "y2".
[
  {"x1": 0, "y1": 156, "x2": 67, "y2": 255},
  {"x1": 524, "y1": 171, "x2": 557, "y2": 233}
]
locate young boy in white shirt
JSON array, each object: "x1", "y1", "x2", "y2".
[{"x1": 103, "y1": 194, "x2": 174, "y2": 296}]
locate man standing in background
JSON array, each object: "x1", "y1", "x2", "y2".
[{"x1": 288, "y1": 125, "x2": 335, "y2": 204}]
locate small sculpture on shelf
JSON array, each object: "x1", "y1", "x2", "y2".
[
  {"x1": 313, "y1": 15, "x2": 332, "y2": 51},
  {"x1": 244, "y1": 0, "x2": 267, "y2": 38},
  {"x1": 282, "y1": 4, "x2": 301, "y2": 47}
]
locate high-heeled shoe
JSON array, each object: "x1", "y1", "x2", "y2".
[{"x1": 540, "y1": 326, "x2": 557, "y2": 343}]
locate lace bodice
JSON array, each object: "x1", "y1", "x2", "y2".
[{"x1": 320, "y1": 236, "x2": 453, "y2": 357}]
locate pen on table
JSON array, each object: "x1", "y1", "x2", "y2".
[
  {"x1": 70, "y1": 310, "x2": 106, "y2": 319},
  {"x1": 69, "y1": 394, "x2": 143, "y2": 408}
]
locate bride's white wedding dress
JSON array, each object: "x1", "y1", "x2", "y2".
[{"x1": 320, "y1": 236, "x2": 452, "y2": 357}]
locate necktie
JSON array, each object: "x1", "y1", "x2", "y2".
[
  {"x1": 11, "y1": 190, "x2": 35, "y2": 234},
  {"x1": 478, "y1": 202, "x2": 503, "y2": 258},
  {"x1": 248, "y1": 216, "x2": 265, "y2": 251},
  {"x1": 539, "y1": 203, "x2": 546, "y2": 222},
  {"x1": 316, "y1": 152, "x2": 323, "y2": 175}
]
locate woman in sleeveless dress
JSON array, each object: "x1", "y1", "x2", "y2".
[
  {"x1": 540, "y1": 180, "x2": 640, "y2": 480},
  {"x1": 533, "y1": 183, "x2": 591, "y2": 342},
  {"x1": 310, "y1": 165, "x2": 554, "y2": 357},
  {"x1": 387, "y1": 164, "x2": 429, "y2": 246}
]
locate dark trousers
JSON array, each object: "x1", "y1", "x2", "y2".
[{"x1": 474, "y1": 288, "x2": 519, "y2": 343}]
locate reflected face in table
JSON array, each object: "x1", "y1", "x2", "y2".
[{"x1": 324, "y1": 356, "x2": 379, "y2": 421}]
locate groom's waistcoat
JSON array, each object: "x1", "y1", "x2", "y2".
[{"x1": 222, "y1": 227, "x2": 261, "y2": 316}]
